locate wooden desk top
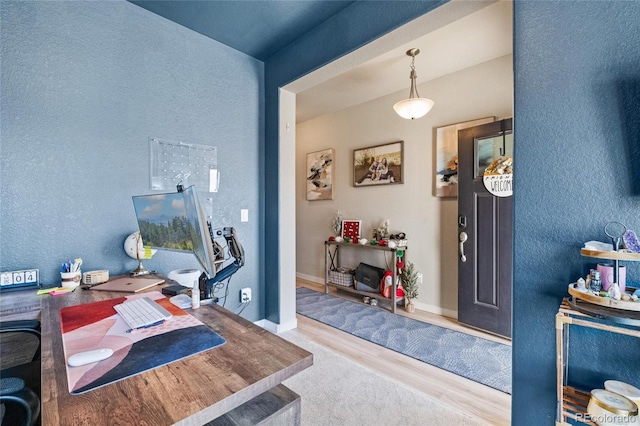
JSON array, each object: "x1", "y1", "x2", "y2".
[{"x1": 21, "y1": 282, "x2": 312, "y2": 425}]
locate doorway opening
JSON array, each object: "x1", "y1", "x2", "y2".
[{"x1": 279, "y1": 1, "x2": 513, "y2": 338}]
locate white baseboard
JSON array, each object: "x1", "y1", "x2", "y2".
[
  {"x1": 256, "y1": 318, "x2": 298, "y2": 333},
  {"x1": 413, "y1": 301, "x2": 458, "y2": 320},
  {"x1": 296, "y1": 272, "x2": 323, "y2": 284}
]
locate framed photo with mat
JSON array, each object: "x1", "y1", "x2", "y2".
[{"x1": 354, "y1": 141, "x2": 403, "y2": 187}]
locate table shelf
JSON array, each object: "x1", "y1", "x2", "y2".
[
  {"x1": 558, "y1": 386, "x2": 598, "y2": 426},
  {"x1": 326, "y1": 281, "x2": 404, "y2": 307},
  {"x1": 324, "y1": 240, "x2": 407, "y2": 313},
  {"x1": 556, "y1": 299, "x2": 640, "y2": 425},
  {"x1": 580, "y1": 247, "x2": 640, "y2": 296},
  {"x1": 580, "y1": 248, "x2": 640, "y2": 262}
]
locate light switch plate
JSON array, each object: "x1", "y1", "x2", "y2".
[{"x1": 209, "y1": 169, "x2": 219, "y2": 192}]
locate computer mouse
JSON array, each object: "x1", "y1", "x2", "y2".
[{"x1": 67, "y1": 348, "x2": 114, "y2": 367}]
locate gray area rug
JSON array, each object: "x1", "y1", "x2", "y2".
[
  {"x1": 281, "y1": 332, "x2": 485, "y2": 426},
  {"x1": 296, "y1": 287, "x2": 511, "y2": 394}
]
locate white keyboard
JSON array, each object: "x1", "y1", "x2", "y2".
[{"x1": 114, "y1": 297, "x2": 172, "y2": 330}]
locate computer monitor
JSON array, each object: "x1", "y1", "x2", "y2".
[{"x1": 132, "y1": 186, "x2": 217, "y2": 281}]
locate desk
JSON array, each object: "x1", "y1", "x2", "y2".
[{"x1": 2, "y1": 280, "x2": 312, "y2": 425}]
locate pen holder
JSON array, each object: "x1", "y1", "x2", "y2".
[{"x1": 61, "y1": 271, "x2": 81, "y2": 288}]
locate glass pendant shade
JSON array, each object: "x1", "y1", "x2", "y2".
[
  {"x1": 393, "y1": 98, "x2": 434, "y2": 120},
  {"x1": 394, "y1": 48, "x2": 434, "y2": 120}
]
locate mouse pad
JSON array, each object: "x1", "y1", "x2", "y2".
[{"x1": 59, "y1": 291, "x2": 226, "y2": 394}]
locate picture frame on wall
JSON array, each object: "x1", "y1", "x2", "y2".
[
  {"x1": 353, "y1": 141, "x2": 403, "y2": 187},
  {"x1": 306, "y1": 148, "x2": 334, "y2": 201},
  {"x1": 434, "y1": 117, "x2": 495, "y2": 197},
  {"x1": 341, "y1": 220, "x2": 362, "y2": 240}
]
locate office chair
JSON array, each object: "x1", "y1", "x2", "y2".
[{"x1": 0, "y1": 320, "x2": 41, "y2": 426}]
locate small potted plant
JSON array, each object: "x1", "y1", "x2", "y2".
[{"x1": 401, "y1": 261, "x2": 419, "y2": 313}]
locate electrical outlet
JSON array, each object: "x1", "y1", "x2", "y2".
[
  {"x1": 240, "y1": 287, "x2": 251, "y2": 303},
  {"x1": 417, "y1": 273, "x2": 423, "y2": 284}
]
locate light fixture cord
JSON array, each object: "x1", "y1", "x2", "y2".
[{"x1": 409, "y1": 55, "x2": 421, "y2": 99}]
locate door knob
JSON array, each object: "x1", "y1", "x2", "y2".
[{"x1": 459, "y1": 232, "x2": 468, "y2": 262}]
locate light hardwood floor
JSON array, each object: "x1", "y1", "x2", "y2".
[{"x1": 293, "y1": 278, "x2": 511, "y2": 426}]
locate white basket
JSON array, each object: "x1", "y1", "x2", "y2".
[{"x1": 328, "y1": 268, "x2": 353, "y2": 287}]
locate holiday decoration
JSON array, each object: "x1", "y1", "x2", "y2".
[
  {"x1": 332, "y1": 210, "x2": 343, "y2": 235},
  {"x1": 402, "y1": 261, "x2": 419, "y2": 313},
  {"x1": 341, "y1": 220, "x2": 362, "y2": 241},
  {"x1": 375, "y1": 220, "x2": 390, "y2": 240}
]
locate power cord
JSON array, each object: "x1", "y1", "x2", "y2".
[
  {"x1": 237, "y1": 299, "x2": 250, "y2": 316},
  {"x1": 211, "y1": 276, "x2": 233, "y2": 307},
  {"x1": 210, "y1": 276, "x2": 248, "y2": 316},
  {"x1": 222, "y1": 276, "x2": 233, "y2": 307}
]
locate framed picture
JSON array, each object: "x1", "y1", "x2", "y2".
[
  {"x1": 306, "y1": 148, "x2": 334, "y2": 201},
  {"x1": 353, "y1": 141, "x2": 403, "y2": 186},
  {"x1": 434, "y1": 117, "x2": 495, "y2": 197},
  {"x1": 341, "y1": 220, "x2": 362, "y2": 240}
]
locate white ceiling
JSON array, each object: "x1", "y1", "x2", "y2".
[{"x1": 296, "y1": 1, "x2": 513, "y2": 123}]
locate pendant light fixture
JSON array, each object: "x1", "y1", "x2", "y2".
[{"x1": 393, "y1": 48, "x2": 434, "y2": 120}]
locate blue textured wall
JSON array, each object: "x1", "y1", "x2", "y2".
[
  {"x1": 0, "y1": 1, "x2": 264, "y2": 319},
  {"x1": 263, "y1": 0, "x2": 446, "y2": 323},
  {"x1": 514, "y1": 1, "x2": 640, "y2": 424},
  {"x1": 5, "y1": 1, "x2": 638, "y2": 421}
]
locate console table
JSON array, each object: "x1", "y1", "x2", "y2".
[
  {"x1": 2, "y1": 278, "x2": 312, "y2": 425},
  {"x1": 324, "y1": 240, "x2": 407, "y2": 313}
]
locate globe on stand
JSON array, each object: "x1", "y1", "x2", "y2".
[{"x1": 124, "y1": 231, "x2": 157, "y2": 277}]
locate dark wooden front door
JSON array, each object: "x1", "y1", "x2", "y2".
[{"x1": 457, "y1": 119, "x2": 513, "y2": 338}]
